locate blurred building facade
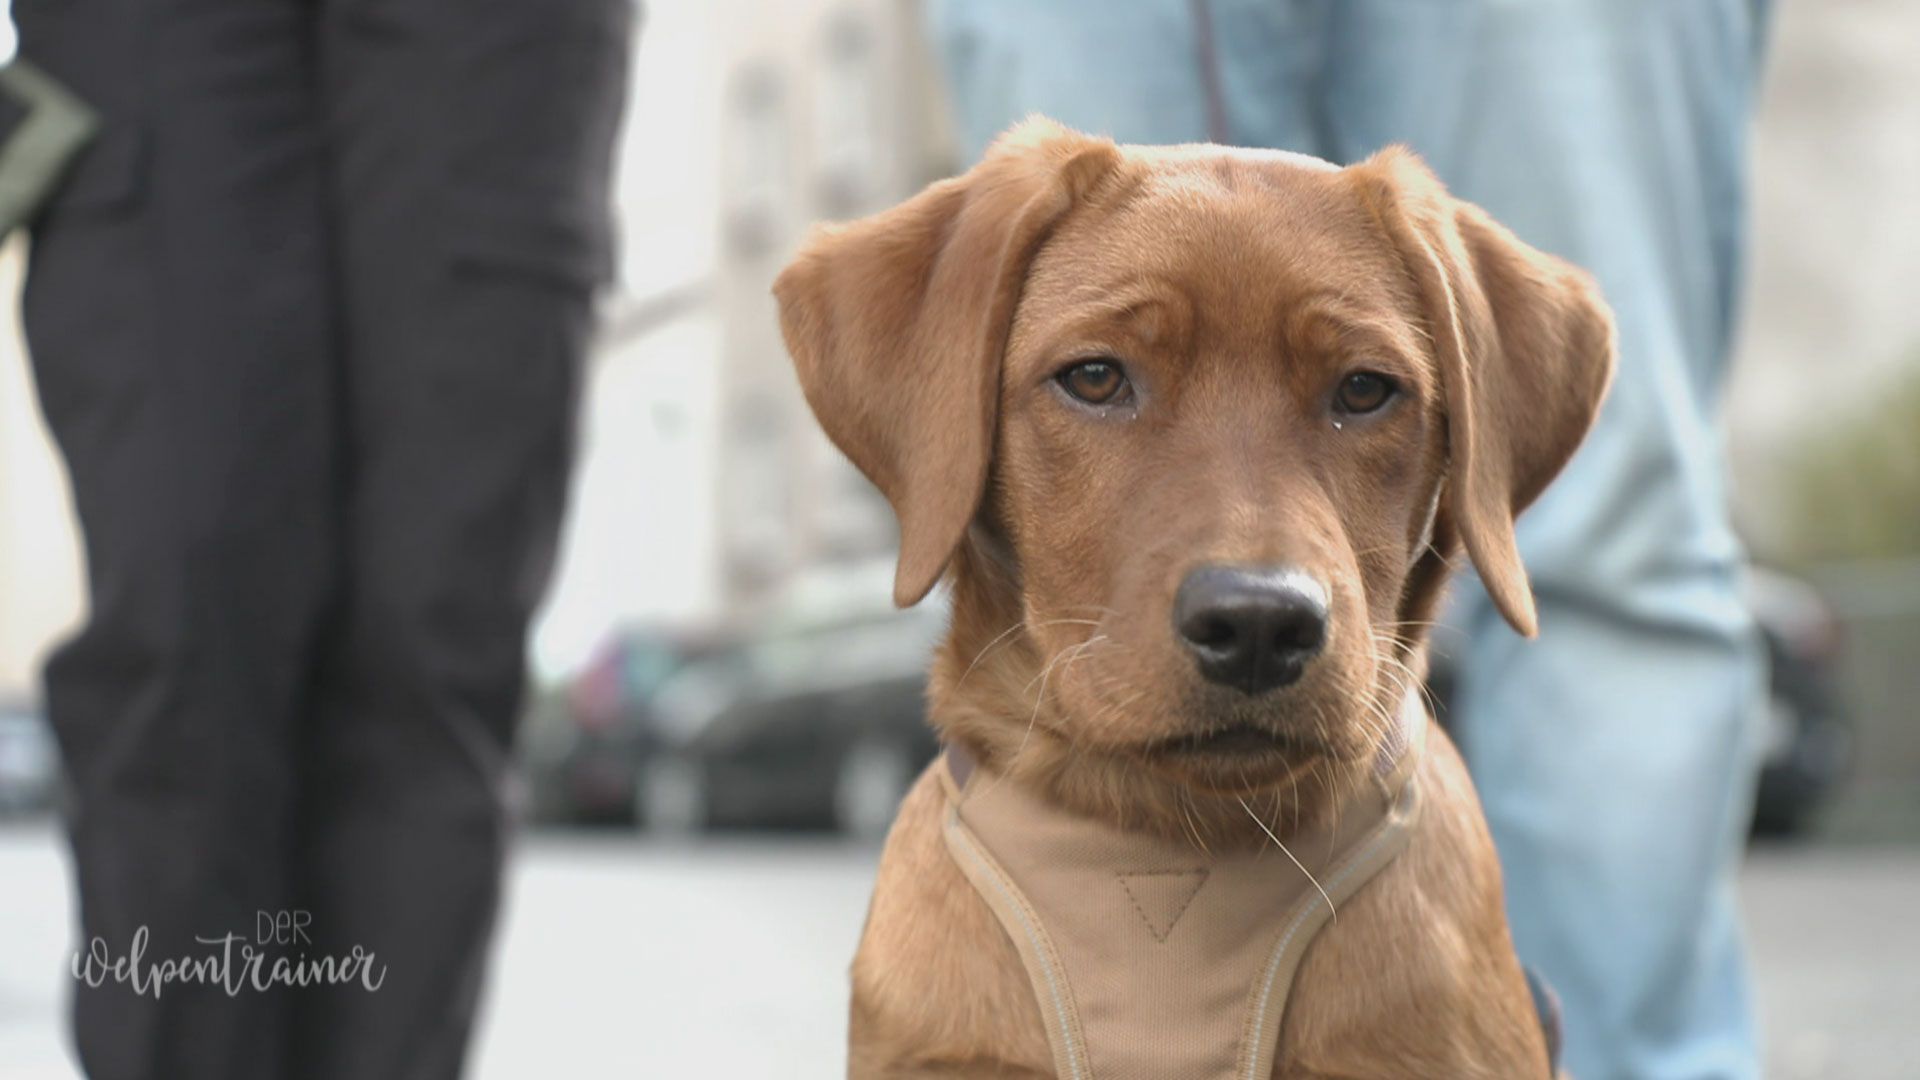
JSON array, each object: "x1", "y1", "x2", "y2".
[
  {"x1": 0, "y1": 239, "x2": 84, "y2": 697},
  {"x1": 532, "y1": 0, "x2": 955, "y2": 674},
  {"x1": 706, "y1": 0, "x2": 952, "y2": 607}
]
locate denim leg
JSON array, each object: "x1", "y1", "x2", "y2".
[
  {"x1": 1318, "y1": 3, "x2": 1770, "y2": 1078},
  {"x1": 925, "y1": 0, "x2": 1321, "y2": 157}
]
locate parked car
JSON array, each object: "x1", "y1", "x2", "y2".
[
  {"x1": 0, "y1": 700, "x2": 59, "y2": 815},
  {"x1": 1745, "y1": 566, "x2": 1851, "y2": 836},
  {"x1": 519, "y1": 628, "x2": 726, "y2": 825},
  {"x1": 642, "y1": 606, "x2": 945, "y2": 839},
  {"x1": 1425, "y1": 565, "x2": 1851, "y2": 838}
]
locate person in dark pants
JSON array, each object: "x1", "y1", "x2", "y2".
[{"x1": 16, "y1": 1, "x2": 632, "y2": 1077}]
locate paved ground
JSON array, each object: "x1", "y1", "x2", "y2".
[{"x1": 1, "y1": 823, "x2": 1915, "y2": 1079}]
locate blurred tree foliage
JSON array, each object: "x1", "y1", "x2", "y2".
[{"x1": 1781, "y1": 354, "x2": 1920, "y2": 563}]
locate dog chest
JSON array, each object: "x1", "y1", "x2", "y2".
[{"x1": 939, "y1": 701, "x2": 1424, "y2": 1080}]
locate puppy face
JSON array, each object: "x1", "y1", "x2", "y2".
[
  {"x1": 776, "y1": 121, "x2": 1612, "y2": 816},
  {"x1": 989, "y1": 157, "x2": 1447, "y2": 790}
]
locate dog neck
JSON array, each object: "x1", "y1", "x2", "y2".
[{"x1": 940, "y1": 687, "x2": 1425, "y2": 851}]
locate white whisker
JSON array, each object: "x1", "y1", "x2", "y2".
[{"x1": 1238, "y1": 795, "x2": 1337, "y2": 923}]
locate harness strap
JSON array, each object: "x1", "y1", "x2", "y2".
[{"x1": 940, "y1": 695, "x2": 1426, "y2": 1080}]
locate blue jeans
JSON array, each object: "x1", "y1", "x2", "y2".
[{"x1": 927, "y1": 2, "x2": 1770, "y2": 1077}]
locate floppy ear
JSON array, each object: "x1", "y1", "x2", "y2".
[
  {"x1": 774, "y1": 118, "x2": 1121, "y2": 607},
  {"x1": 1357, "y1": 149, "x2": 1616, "y2": 637}
]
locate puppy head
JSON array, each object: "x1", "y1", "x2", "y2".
[{"x1": 776, "y1": 120, "x2": 1612, "y2": 812}]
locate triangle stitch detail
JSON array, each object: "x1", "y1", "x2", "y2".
[{"x1": 1117, "y1": 869, "x2": 1210, "y2": 943}]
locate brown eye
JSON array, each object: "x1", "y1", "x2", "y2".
[
  {"x1": 1057, "y1": 359, "x2": 1133, "y2": 406},
  {"x1": 1334, "y1": 371, "x2": 1396, "y2": 415}
]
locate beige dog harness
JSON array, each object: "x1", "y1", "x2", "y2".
[{"x1": 939, "y1": 696, "x2": 1426, "y2": 1080}]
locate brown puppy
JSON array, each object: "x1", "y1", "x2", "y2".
[{"x1": 775, "y1": 118, "x2": 1613, "y2": 1079}]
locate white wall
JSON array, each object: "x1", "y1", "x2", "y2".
[
  {"x1": 0, "y1": 238, "x2": 84, "y2": 698},
  {"x1": 530, "y1": 0, "x2": 729, "y2": 679}
]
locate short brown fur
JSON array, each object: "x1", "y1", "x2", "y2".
[{"x1": 775, "y1": 118, "x2": 1614, "y2": 1079}]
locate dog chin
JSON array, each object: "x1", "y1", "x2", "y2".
[{"x1": 1137, "y1": 725, "x2": 1330, "y2": 794}]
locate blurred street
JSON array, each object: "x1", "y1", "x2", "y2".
[{"x1": 1, "y1": 822, "x2": 1915, "y2": 1080}]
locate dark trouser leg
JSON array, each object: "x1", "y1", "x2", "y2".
[
  {"x1": 16, "y1": 2, "x2": 336, "y2": 1078},
  {"x1": 290, "y1": 2, "x2": 630, "y2": 1077}
]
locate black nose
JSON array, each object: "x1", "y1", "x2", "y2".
[{"x1": 1173, "y1": 566, "x2": 1329, "y2": 695}]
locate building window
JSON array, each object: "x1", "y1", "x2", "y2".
[
  {"x1": 814, "y1": 10, "x2": 878, "y2": 217},
  {"x1": 723, "y1": 63, "x2": 789, "y2": 259}
]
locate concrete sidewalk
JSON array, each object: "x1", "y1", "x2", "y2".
[{"x1": 1, "y1": 824, "x2": 1914, "y2": 1078}]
